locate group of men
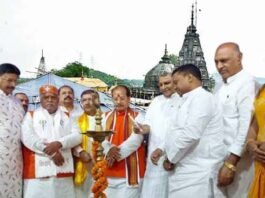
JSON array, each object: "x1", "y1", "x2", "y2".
[{"x1": 0, "y1": 41, "x2": 258, "y2": 198}]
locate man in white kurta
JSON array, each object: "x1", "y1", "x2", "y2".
[
  {"x1": 136, "y1": 73, "x2": 180, "y2": 198},
  {"x1": 0, "y1": 63, "x2": 24, "y2": 198},
  {"x1": 21, "y1": 85, "x2": 82, "y2": 198},
  {"x1": 165, "y1": 64, "x2": 225, "y2": 197},
  {"x1": 214, "y1": 42, "x2": 256, "y2": 198},
  {"x1": 59, "y1": 85, "x2": 83, "y2": 120}
]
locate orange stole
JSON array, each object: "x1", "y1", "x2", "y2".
[
  {"x1": 22, "y1": 111, "x2": 73, "y2": 179},
  {"x1": 104, "y1": 108, "x2": 146, "y2": 186}
]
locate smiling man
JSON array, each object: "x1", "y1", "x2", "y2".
[
  {"x1": 0, "y1": 63, "x2": 24, "y2": 198},
  {"x1": 102, "y1": 85, "x2": 146, "y2": 198},
  {"x1": 165, "y1": 64, "x2": 225, "y2": 198},
  {"x1": 134, "y1": 71, "x2": 180, "y2": 198}
]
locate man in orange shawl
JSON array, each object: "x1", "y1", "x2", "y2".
[{"x1": 102, "y1": 85, "x2": 146, "y2": 198}]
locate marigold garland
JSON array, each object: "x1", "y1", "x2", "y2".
[{"x1": 91, "y1": 141, "x2": 108, "y2": 198}]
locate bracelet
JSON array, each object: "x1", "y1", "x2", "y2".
[{"x1": 224, "y1": 161, "x2": 236, "y2": 172}]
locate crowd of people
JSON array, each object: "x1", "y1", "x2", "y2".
[{"x1": 0, "y1": 42, "x2": 264, "y2": 198}]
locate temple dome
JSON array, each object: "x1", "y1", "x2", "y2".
[{"x1": 143, "y1": 45, "x2": 174, "y2": 92}]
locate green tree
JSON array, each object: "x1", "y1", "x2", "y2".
[
  {"x1": 52, "y1": 61, "x2": 89, "y2": 77},
  {"x1": 169, "y1": 54, "x2": 178, "y2": 65},
  {"x1": 52, "y1": 61, "x2": 122, "y2": 86}
]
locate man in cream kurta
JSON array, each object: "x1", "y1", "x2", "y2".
[
  {"x1": 214, "y1": 42, "x2": 256, "y2": 198},
  {"x1": 102, "y1": 85, "x2": 146, "y2": 198},
  {"x1": 165, "y1": 64, "x2": 225, "y2": 197},
  {"x1": 135, "y1": 72, "x2": 180, "y2": 198},
  {"x1": 0, "y1": 63, "x2": 24, "y2": 198},
  {"x1": 59, "y1": 85, "x2": 83, "y2": 120},
  {"x1": 21, "y1": 85, "x2": 82, "y2": 198}
]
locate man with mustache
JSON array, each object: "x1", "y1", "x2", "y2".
[
  {"x1": 21, "y1": 84, "x2": 82, "y2": 198},
  {"x1": 214, "y1": 42, "x2": 256, "y2": 198},
  {"x1": 102, "y1": 85, "x2": 146, "y2": 198},
  {"x1": 0, "y1": 63, "x2": 24, "y2": 198},
  {"x1": 59, "y1": 85, "x2": 82, "y2": 120},
  {"x1": 15, "y1": 92, "x2": 29, "y2": 113},
  {"x1": 134, "y1": 71, "x2": 180, "y2": 198},
  {"x1": 74, "y1": 89, "x2": 99, "y2": 198}
]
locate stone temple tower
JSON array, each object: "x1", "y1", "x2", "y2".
[
  {"x1": 37, "y1": 50, "x2": 47, "y2": 77},
  {"x1": 175, "y1": 4, "x2": 209, "y2": 89}
]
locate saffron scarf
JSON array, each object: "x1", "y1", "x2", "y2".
[{"x1": 105, "y1": 108, "x2": 140, "y2": 186}]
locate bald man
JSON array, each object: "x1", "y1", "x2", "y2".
[
  {"x1": 214, "y1": 42, "x2": 256, "y2": 198},
  {"x1": 15, "y1": 92, "x2": 29, "y2": 113}
]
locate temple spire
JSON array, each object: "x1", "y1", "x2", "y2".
[
  {"x1": 191, "y1": 4, "x2": 194, "y2": 26},
  {"x1": 37, "y1": 49, "x2": 46, "y2": 77},
  {"x1": 159, "y1": 44, "x2": 170, "y2": 64}
]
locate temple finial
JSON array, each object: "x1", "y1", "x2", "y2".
[{"x1": 191, "y1": 4, "x2": 194, "y2": 26}]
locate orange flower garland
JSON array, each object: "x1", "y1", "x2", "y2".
[{"x1": 91, "y1": 141, "x2": 108, "y2": 198}]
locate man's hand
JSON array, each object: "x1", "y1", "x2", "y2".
[
  {"x1": 133, "y1": 123, "x2": 150, "y2": 135},
  {"x1": 247, "y1": 140, "x2": 265, "y2": 163},
  {"x1": 106, "y1": 146, "x2": 120, "y2": 167},
  {"x1": 107, "y1": 146, "x2": 121, "y2": 161},
  {"x1": 217, "y1": 165, "x2": 235, "y2": 187},
  {"x1": 151, "y1": 148, "x2": 163, "y2": 165},
  {"x1": 79, "y1": 151, "x2": 92, "y2": 163},
  {"x1": 52, "y1": 151, "x2": 65, "y2": 166},
  {"x1": 44, "y1": 141, "x2": 62, "y2": 156},
  {"x1": 163, "y1": 158, "x2": 175, "y2": 171}
]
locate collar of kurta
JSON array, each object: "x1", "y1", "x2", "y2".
[
  {"x1": 182, "y1": 86, "x2": 202, "y2": 100},
  {"x1": 0, "y1": 89, "x2": 11, "y2": 97},
  {"x1": 225, "y1": 69, "x2": 245, "y2": 84}
]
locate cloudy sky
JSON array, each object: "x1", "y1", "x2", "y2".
[{"x1": 0, "y1": 0, "x2": 265, "y2": 79}]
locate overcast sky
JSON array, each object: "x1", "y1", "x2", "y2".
[{"x1": 1, "y1": 0, "x2": 265, "y2": 79}]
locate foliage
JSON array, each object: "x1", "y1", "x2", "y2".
[
  {"x1": 169, "y1": 54, "x2": 178, "y2": 65},
  {"x1": 52, "y1": 62, "x2": 90, "y2": 77},
  {"x1": 208, "y1": 75, "x2": 216, "y2": 92},
  {"x1": 52, "y1": 62, "x2": 120, "y2": 86},
  {"x1": 18, "y1": 78, "x2": 32, "y2": 84},
  {"x1": 51, "y1": 61, "x2": 146, "y2": 87}
]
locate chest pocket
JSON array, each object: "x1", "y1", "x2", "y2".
[{"x1": 222, "y1": 93, "x2": 238, "y2": 118}]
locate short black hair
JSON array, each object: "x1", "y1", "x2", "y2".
[
  {"x1": 81, "y1": 89, "x2": 99, "y2": 99},
  {"x1": 0, "y1": 63, "x2": 20, "y2": 76},
  {"x1": 58, "y1": 85, "x2": 74, "y2": 95},
  {"x1": 172, "y1": 64, "x2": 202, "y2": 81},
  {"x1": 111, "y1": 85, "x2": 131, "y2": 97}
]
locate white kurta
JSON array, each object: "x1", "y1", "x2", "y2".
[
  {"x1": 0, "y1": 90, "x2": 24, "y2": 198},
  {"x1": 60, "y1": 104, "x2": 83, "y2": 120},
  {"x1": 21, "y1": 106, "x2": 82, "y2": 198},
  {"x1": 165, "y1": 87, "x2": 225, "y2": 198},
  {"x1": 74, "y1": 115, "x2": 95, "y2": 198},
  {"x1": 102, "y1": 111, "x2": 145, "y2": 198},
  {"x1": 215, "y1": 70, "x2": 255, "y2": 198},
  {"x1": 141, "y1": 93, "x2": 180, "y2": 198}
]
